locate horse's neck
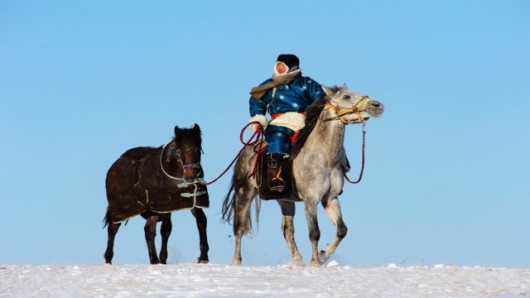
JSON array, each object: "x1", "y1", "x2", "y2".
[
  {"x1": 158, "y1": 147, "x2": 183, "y2": 179},
  {"x1": 297, "y1": 110, "x2": 345, "y2": 165}
]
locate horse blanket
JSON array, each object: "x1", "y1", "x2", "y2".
[{"x1": 107, "y1": 154, "x2": 209, "y2": 223}]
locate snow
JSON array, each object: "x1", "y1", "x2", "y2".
[{"x1": 1, "y1": 262, "x2": 529, "y2": 297}]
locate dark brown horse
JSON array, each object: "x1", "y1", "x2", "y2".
[{"x1": 103, "y1": 124, "x2": 209, "y2": 264}]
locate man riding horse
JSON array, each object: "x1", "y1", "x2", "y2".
[{"x1": 248, "y1": 54, "x2": 325, "y2": 192}]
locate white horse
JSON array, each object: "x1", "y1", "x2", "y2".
[{"x1": 222, "y1": 85, "x2": 384, "y2": 266}]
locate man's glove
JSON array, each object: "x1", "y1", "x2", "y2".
[{"x1": 248, "y1": 114, "x2": 267, "y2": 132}]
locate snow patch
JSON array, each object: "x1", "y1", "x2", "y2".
[{"x1": 0, "y1": 264, "x2": 528, "y2": 297}]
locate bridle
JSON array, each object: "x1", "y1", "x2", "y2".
[
  {"x1": 324, "y1": 95, "x2": 371, "y2": 184},
  {"x1": 325, "y1": 96, "x2": 371, "y2": 125},
  {"x1": 159, "y1": 139, "x2": 203, "y2": 186}
]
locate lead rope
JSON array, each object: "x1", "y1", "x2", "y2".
[
  {"x1": 344, "y1": 123, "x2": 366, "y2": 184},
  {"x1": 201, "y1": 122, "x2": 264, "y2": 185}
]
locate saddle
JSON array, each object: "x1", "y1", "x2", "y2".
[{"x1": 255, "y1": 152, "x2": 301, "y2": 202}]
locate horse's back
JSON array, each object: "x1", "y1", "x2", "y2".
[
  {"x1": 106, "y1": 147, "x2": 159, "y2": 186},
  {"x1": 121, "y1": 146, "x2": 159, "y2": 161},
  {"x1": 105, "y1": 146, "x2": 159, "y2": 222},
  {"x1": 106, "y1": 146, "x2": 161, "y2": 187}
]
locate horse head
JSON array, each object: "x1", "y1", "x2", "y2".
[
  {"x1": 163, "y1": 124, "x2": 203, "y2": 182},
  {"x1": 175, "y1": 124, "x2": 203, "y2": 181},
  {"x1": 322, "y1": 84, "x2": 384, "y2": 124}
]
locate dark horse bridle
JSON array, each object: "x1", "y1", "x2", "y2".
[{"x1": 159, "y1": 139, "x2": 203, "y2": 187}]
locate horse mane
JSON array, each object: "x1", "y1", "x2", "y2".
[{"x1": 290, "y1": 88, "x2": 338, "y2": 160}]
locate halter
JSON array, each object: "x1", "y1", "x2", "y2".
[
  {"x1": 325, "y1": 96, "x2": 371, "y2": 124},
  {"x1": 160, "y1": 139, "x2": 203, "y2": 186},
  {"x1": 324, "y1": 95, "x2": 370, "y2": 184}
]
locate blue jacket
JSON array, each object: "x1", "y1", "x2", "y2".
[{"x1": 249, "y1": 75, "x2": 324, "y2": 117}]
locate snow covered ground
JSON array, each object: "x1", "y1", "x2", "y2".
[{"x1": 1, "y1": 262, "x2": 529, "y2": 297}]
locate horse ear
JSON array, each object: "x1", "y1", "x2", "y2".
[
  {"x1": 174, "y1": 125, "x2": 180, "y2": 137},
  {"x1": 193, "y1": 123, "x2": 201, "y2": 134},
  {"x1": 341, "y1": 83, "x2": 349, "y2": 90},
  {"x1": 322, "y1": 85, "x2": 333, "y2": 97}
]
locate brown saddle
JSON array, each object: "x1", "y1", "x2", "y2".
[{"x1": 256, "y1": 152, "x2": 301, "y2": 202}]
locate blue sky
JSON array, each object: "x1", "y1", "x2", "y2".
[{"x1": 1, "y1": 0, "x2": 529, "y2": 267}]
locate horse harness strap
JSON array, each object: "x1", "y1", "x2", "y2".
[
  {"x1": 324, "y1": 97, "x2": 370, "y2": 185},
  {"x1": 140, "y1": 182, "x2": 209, "y2": 214},
  {"x1": 159, "y1": 139, "x2": 201, "y2": 182},
  {"x1": 325, "y1": 96, "x2": 370, "y2": 124}
]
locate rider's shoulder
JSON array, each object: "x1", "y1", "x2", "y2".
[
  {"x1": 299, "y1": 75, "x2": 319, "y2": 84},
  {"x1": 290, "y1": 75, "x2": 320, "y2": 87}
]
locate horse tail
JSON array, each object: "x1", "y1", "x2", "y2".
[
  {"x1": 103, "y1": 208, "x2": 112, "y2": 228},
  {"x1": 221, "y1": 174, "x2": 260, "y2": 236},
  {"x1": 221, "y1": 177, "x2": 237, "y2": 224}
]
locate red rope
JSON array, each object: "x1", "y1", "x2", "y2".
[{"x1": 202, "y1": 122, "x2": 264, "y2": 185}]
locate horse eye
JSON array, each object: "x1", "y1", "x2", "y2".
[{"x1": 342, "y1": 94, "x2": 351, "y2": 100}]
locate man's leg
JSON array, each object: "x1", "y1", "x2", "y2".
[{"x1": 265, "y1": 126, "x2": 293, "y2": 192}]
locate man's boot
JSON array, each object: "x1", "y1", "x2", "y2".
[{"x1": 267, "y1": 153, "x2": 286, "y2": 192}]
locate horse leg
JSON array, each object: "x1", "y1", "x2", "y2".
[
  {"x1": 191, "y1": 207, "x2": 209, "y2": 263},
  {"x1": 159, "y1": 214, "x2": 172, "y2": 264},
  {"x1": 277, "y1": 200, "x2": 303, "y2": 265},
  {"x1": 320, "y1": 197, "x2": 348, "y2": 261},
  {"x1": 144, "y1": 214, "x2": 161, "y2": 264},
  {"x1": 104, "y1": 221, "x2": 121, "y2": 264},
  {"x1": 304, "y1": 200, "x2": 322, "y2": 266},
  {"x1": 232, "y1": 184, "x2": 257, "y2": 265}
]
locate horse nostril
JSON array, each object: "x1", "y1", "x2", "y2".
[
  {"x1": 184, "y1": 168, "x2": 196, "y2": 180},
  {"x1": 371, "y1": 101, "x2": 381, "y2": 108}
]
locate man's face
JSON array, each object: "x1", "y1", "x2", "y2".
[{"x1": 275, "y1": 62, "x2": 288, "y2": 75}]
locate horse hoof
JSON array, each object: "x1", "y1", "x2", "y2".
[
  {"x1": 150, "y1": 259, "x2": 161, "y2": 265},
  {"x1": 197, "y1": 259, "x2": 209, "y2": 264},
  {"x1": 318, "y1": 250, "x2": 330, "y2": 265},
  {"x1": 311, "y1": 260, "x2": 324, "y2": 267}
]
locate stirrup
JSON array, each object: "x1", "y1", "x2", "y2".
[{"x1": 270, "y1": 177, "x2": 285, "y2": 192}]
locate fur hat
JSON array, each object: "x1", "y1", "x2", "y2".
[{"x1": 277, "y1": 54, "x2": 299, "y2": 70}]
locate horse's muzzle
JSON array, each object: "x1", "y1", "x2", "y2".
[
  {"x1": 183, "y1": 163, "x2": 201, "y2": 181},
  {"x1": 368, "y1": 100, "x2": 384, "y2": 117}
]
